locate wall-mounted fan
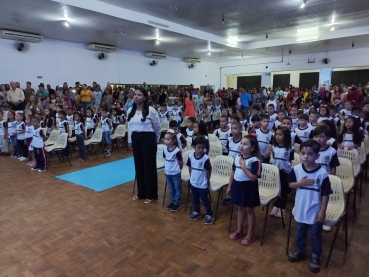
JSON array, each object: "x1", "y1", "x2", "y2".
[{"x1": 14, "y1": 41, "x2": 30, "y2": 53}]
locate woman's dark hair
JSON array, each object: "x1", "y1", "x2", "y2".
[
  {"x1": 312, "y1": 125, "x2": 332, "y2": 138},
  {"x1": 243, "y1": 135, "x2": 262, "y2": 160},
  {"x1": 187, "y1": 91, "x2": 192, "y2": 100},
  {"x1": 320, "y1": 119, "x2": 337, "y2": 140},
  {"x1": 338, "y1": 116, "x2": 362, "y2": 145},
  {"x1": 44, "y1": 108, "x2": 54, "y2": 128},
  {"x1": 319, "y1": 105, "x2": 330, "y2": 117},
  {"x1": 227, "y1": 106, "x2": 237, "y2": 117},
  {"x1": 127, "y1": 88, "x2": 149, "y2": 122},
  {"x1": 273, "y1": 126, "x2": 292, "y2": 149},
  {"x1": 74, "y1": 111, "x2": 85, "y2": 124},
  {"x1": 196, "y1": 120, "x2": 208, "y2": 136},
  {"x1": 27, "y1": 81, "x2": 31, "y2": 86}
]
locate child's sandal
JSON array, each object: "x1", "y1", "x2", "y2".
[
  {"x1": 241, "y1": 236, "x2": 256, "y2": 246},
  {"x1": 229, "y1": 232, "x2": 244, "y2": 240}
]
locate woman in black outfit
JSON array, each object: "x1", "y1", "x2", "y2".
[
  {"x1": 128, "y1": 88, "x2": 162, "y2": 203},
  {"x1": 158, "y1": 88, "x2": 167, "y2": 106},
  {"x1": 228, "y1": 92, "x2": 237, "y2": 107}
]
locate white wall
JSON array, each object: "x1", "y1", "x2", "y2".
[
  {"x1": 220, "y1": 47, "x2": 369, "y2": 88},
  {"x1": 0, "y1": 38, "x2": 218, "y2": 88}
]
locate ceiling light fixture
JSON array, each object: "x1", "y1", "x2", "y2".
[
  {"x1": 296, "y1": 27, "x2": 319, "y2": 35},
  {"x1": 227, "y1": 36, "x2": 238, "y2": 46},
  {"x1": 296, "y1": 35, "x2": 319, "y2": 42},
  {"x1": 301, "y1": 0, "x2": 306, "y2": 9},
  {"x1": 155, "y1": 39, "x2": 160, "y2": 45},
  {"x1": 63, "y1": 20, "x2": 69, "y2": 27},
  {"x1": 208, "y1": 51, "x2": 211, "y2": 56},
  {"x1": 331, "y1": 15, "x2": 335, "y2": 24},
  {"x1": 330, "y1": 25, "x2": 335, "y2": 31}
]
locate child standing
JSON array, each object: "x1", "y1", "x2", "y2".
[
  {"x1": 274, "y1": 109, "x2": 287, "y2": 130},
  {"x1": 7, "y1": 111, "x2": 18, "y2": 158},
  {"x1": 111, "y1": 108, "x2": 121, "y2": 132},
  {"x1": 317, "y1": 105, "x2": 330, "y2": 122},
  {"x1": 163, "y1": 130, "x2": 183, "y2": 212},
  {"x1": 214, "y1": 116, "x2": 232, "y2": 155},
  {"x1": 31, "y1": 116, "x2": 47, "y2": 172},
  {"x1": 319, "y1": 120, "x2": 338, "y2": 150},
  {"x1": 74, "y1": 112, "x2": 86, "y2": 162},
  {"x1": 186, "y1": 136, "x2": 213, "y2": 224},
  {"x1": 227, "y1": 135, "x2": 261, "y2": 246},
  {"x1": 66, "y1": 108, "x2": 74, "y2": 135},
  {"x1": 169, "y1": 120, "x2": 187, "y2": 151},
  {"x1": 294, "y1": 114, "x2": 314, "y2": 142},
  {"x1": 101, "y1": 109, "x2": 112, "y2": 155},
  {"x1": 58, "y1": 110, "x2": 70, "y2": 158},
  {"x1": 0, "y1": 111, "x2": 9, "y2": 156},
  {"x1": 289, "y1": 105, "x2": 299, "y2": 129},
  {"x1": 25, "y1": 116, "x2": 35, "y2": 166},
  {"x1": 287, "y1": 140, "x2": 331, "y2": 273},
  {"x1": 248, "y1": 115, "x2": 260, "y2": 134},
  {"x1": 337, "y1": 115, "x2": 362, "y2": 150},
  {"x1": 15, "y1": 113, "x2": 28, "y2": 161},
  {"x1": 265, "y1": 126, "x2": 294, "y2": 218},
  {"x1": 281, "y1": 117, "x2": 303, "y2": 148},
  {"x1": 192, "y1": 121, "x2": 210, "y2": 154},
  {"x1": 85, "y1": 108, "x2": 97, "y2": 138},
  {"x1": 256, "y1": 115, "x2": 273, "y2": 163},
  {"x1": 185, "y1": 117, "x2": 196, "y2": 138},
  {"x1": 308, "y1": 111, "x2": 319, "y2": 130},
  {"x1": 267, "y1": 104, "x2": 278, "y2": 132},
  {"x1": 43, "y1": 108, "x2": 55, "y2": 135}
]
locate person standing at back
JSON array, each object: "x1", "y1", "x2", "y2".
[
  {"x1": 7, "y1": 81, "x2": 25, "y2": 112},
  {"x1": 80, "y1": 84, "x2": 94, "y2": 112},
  {"x1": 240, "y1": 88, "x2": 251, "y2": 116}
]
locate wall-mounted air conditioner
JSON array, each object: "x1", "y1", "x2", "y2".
[
  {"x1": 183, "y1": 58, "x2": 201, "y2": 64},
  {"x1": 87, "y1": 44, "x2": 116, "y2": 53},
  {"x1": 0, "y1": 30, "x2": 43, "y2": 43},
  {"x1": 144, "y1": 52, "x2": 166, "y2": 59}
]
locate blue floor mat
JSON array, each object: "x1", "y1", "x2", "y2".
[{"x1": 56, "y1": 157, "x2": 137, "y2": 192}]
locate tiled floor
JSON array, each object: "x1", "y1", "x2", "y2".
[{"x1": 0, "y1": 147, "x2": 368, "y2": 277}]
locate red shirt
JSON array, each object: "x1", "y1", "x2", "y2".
[{"x1": 346, "y1": 92, "x2": 363, "y2": 107}]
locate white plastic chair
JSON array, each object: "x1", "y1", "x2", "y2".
[
  {"x1": 180, "y1": 116, "x2": 189, "y2": 128},
  {"x1": 208, "y1": 134, "x2": 219, "y2": 143},
  {"x1": 242, "y1": 131, "x2": 248, "y2": 137},
  {"x1": 337, "y1": 148, "x2": 360, "y2": 216},
  {"x1": 229, "y1": 164, "x2": 284, "y2": 245},
  {"x1": 286, "y1": 175, "x2": 346, "y2": 268},
  {"x1": 209, "y1": 141, "x2": 222, "y2": 162},
  {"x1": 292, "y1": 152, "x2": 301, "y2": 167},
  {"x1": 45, "y1": 133, "x2": 71, "y2": 166},
  {"x1": 84, "y1": 128, "x2": 105, "y2": 157},
  {"x1": 212, "y1": 111, "x2": 221, "y2": 122},
  {"x1": 182, "y1": 137, "x2": 193, "y2": 153},
  {"x1": 294, "y1": 143, "x2": 300, "y2": 153},
  {"x1": 160, "y1": 121, "x2": 169, "y2": 132},
  {"x1": 111, "y1": 124, "x2": 125, "y2": 150},
  {"x1": 44, "y1": 130, "x2": 60, "y2": 146},
  {"x1": 168, "y1": 116, "x2": 178, "y2": 122},
  {"x1": 206, "y1": 155, "x2": 234, "y2": 224}
]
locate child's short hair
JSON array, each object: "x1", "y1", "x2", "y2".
[
  {"x1": 363, "y1": 102, "x2": 369, "y2": 107},
  {"x1": 267, "y1": 104, "x2": 275, "y2": 109},
  {"x1": 281, "y1": 116, "x2": 292, "y2": 123},
  {"x1": 260, "y1": 114, "x2": 270, "y2": 121},
  {"x1": 329, "y1": 104, "x2": 336, "y2": 111},
  {"x1": 192, "y1": 135, "x2": 206, "y2": 146},
  {"x1": 0, "y1": 110, "x2": 3, "y2": 115},
  {"x1": 56, "y1": 105, "x2": 63, "y2": 110},
  {"x1": 290, "y1": 104, "x2": 298, "y2": 110},
  {"x1": 187, "y1": 117, "x2": 196, "y2": 123},
  {"x1": 169, "y1": 120, "x2": 178, "y2": 128},
  {"x1": 58, "y1": 110, "x2": 66, "y2": 117},
  {"x1": 352, "y1": 106, "x2": 361, "y2": 113},
  {"x1": 312, "y1": 125, "x2": 331, "y2": 138},
  {"x1": 101, "y1": 109, "x2": 108, "y2": 113},
  {"x1": 31, "y1": 116, "x2": 40, "y2": 122},
  {"x1": 278, "y1": 109, "x2": 287, "y2": 114},
  {"x1": 311, "y1": 111, "x2": 320, "y2": 117},
  {"x1": 300, "y1": 139, "x2": 321, "y2": 154},
  {"x1": 298, "y1": 113, "x2": 309, "y2": 121},
  {"x1": 220, "y1": 115, "x2": 228, "y2": 120},
  {"x1": 239, "y1": 110, "x2": 246, "y2": 119},
  {"x1": 66, "y1": 107, "x2": 72, "y2": 111},
  {"x1": 230, "y1": 114, "x2": 240, "y2": 121},
  {"x1": 251, "y1": 115, "x2": 260, "y2": 123},
  {"x1": 86, "y1": 108, "x2": 92, "y2": 113},
  {"x1": 252, "y1": 105, "x2": 261, "y2": 111},
  {"x1": 231, "y1": 122, "x2": 242, "y2": 130}
]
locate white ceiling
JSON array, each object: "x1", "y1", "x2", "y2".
[{"x1": 0, "y1": 0, "x2": 368, "y2": 62}]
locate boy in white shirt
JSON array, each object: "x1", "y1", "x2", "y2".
[
  {"x1": 287, "y1": 140, "x2": 331, "y2": 274},
  {"x1": 186, "y1": 136, "x2": 213, "y2": 224}
]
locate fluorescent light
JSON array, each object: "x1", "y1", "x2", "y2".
[
  {"x1": 330, "y1": 25, "x2": 335, "y2": 31},
  {"x1": 155, "y1": 39, "x2": 160, "y2": 45},
  {"x1": 301, "y1": 0, "x2": 306, "y2": 8},
  {"x1": 208, "y1": 51, "x2": 211, "y2": 56},
  {"x1": 296, "y1": 35, "x2": 319, "y2": 42},
  {"x1": 296, "y1": 27, "x2": 319, "y2": 35},
  {"x1": 331, "y1": 15, "x2": 335, "y2": 24},
  {"x1": 227, "y1": 36, "x2": 238, "y2": 46},
  {"x1": 63, "y1": 20, "x2": 69, "y2": 27}
]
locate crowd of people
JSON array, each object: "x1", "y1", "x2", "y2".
[{"x1": 1, "y1": 79, "x2": 369, "y2": 274}]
